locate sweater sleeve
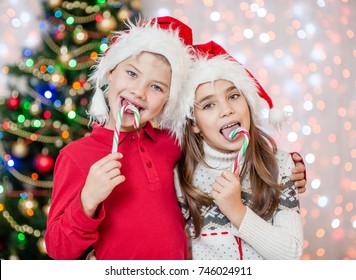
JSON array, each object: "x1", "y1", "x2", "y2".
[
  {"x1": 173, "y1": 166, "x2": 190, "y2": 220},
  {"x1": 232, "y1": 152, "x2": 304, "y2": 259},
  {"x1": 44, "y1": 152, "x2": 105, "y2": 259}
]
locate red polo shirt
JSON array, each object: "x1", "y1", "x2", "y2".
[{"x1": 45, "y1": 122, "x2": 187, "y2": 260}]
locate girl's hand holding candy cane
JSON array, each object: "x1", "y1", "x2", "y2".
[{"x1": 210, "y1": 127, "x2": 250, "y2": 228}]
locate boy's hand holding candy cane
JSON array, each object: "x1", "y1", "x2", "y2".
[
  {"x1": 80, "y1": 104, "x2": 140, "y2": 218},
  {"x1": 80, "y1": 152, "x2": 125, "y2": 218}
]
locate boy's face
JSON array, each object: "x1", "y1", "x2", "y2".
[
  {"x1": 106, "y1": 52, "x2": 172, "y2": 131},
  {"x1": 192, "y1": 79, "x2": 251, "y2": 153}
]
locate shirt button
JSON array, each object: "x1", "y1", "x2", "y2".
[
  {"x1": 130, "y1": 135, "x2": 135, "y2": 140},
  {"x1": 146, "y1": 161, "x2": 152, "y2": 168},
  {"x1": 140, "y1": 147, "x2": 145, "y2": 152}
]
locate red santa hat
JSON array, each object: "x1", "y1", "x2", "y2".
[
  {"x1": 88, "y1": 16, "x2": 193, "y2": 144},
  {"x1": 183, "y1": 41, "x2": 285, "y2": 128}
]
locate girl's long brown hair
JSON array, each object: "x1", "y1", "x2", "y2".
[{"x1": 177, "y1": 115, "x2": 282, "y2": 238}]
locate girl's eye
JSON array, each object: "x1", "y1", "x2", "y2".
[
  {"x1": 229, "y1": 93, "x2": 240, "y2": 100},
  {"x1": 202, "y1": 102, "x2": 215, "y2": 110},
  {"x1": 127, "y1": 71, "x2": 137, "y2": 78}
]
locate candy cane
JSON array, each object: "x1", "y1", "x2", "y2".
[
  {"x1": 112, "y1": 104, "x2": 140, "y2": 153},
  {"x1": 229, "y1": 127, "x2": 250, "y2": 173}
]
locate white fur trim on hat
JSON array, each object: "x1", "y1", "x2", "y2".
[
  {"x1": 88, "y1": 19, "x2": 193, "y2": 145},
  {"x1": 183, "y1": 55, "x2": 267, "y2": 125}
]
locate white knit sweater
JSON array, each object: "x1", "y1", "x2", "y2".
[{"x1": 175, "y1": 142, "x2": 304, "y2": 260}]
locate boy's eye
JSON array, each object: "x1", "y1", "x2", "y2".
[{"x1": 151, "y1": 84, "x2": 163, "y2": 92}]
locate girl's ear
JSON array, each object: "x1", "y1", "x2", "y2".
[{"x1": 191, "y1": 121, "x2": 201, "y2": 134}]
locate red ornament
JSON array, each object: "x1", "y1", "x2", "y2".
[
  {"x1": 34, "y1": 154, "x2": 54, "y2": 173},
  {"x1": 7, "y1": 97, "x2": 20, "y2": 110}
]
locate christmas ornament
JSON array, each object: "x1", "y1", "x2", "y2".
[
  {"x1": 96, "y1": 15, "x2": 117, "y2": 33},
  {"x1": 18, "y1": 196, "x2": 39, "y2": 216},
  {"x1": 58, "y1": 53, "x2": 71, "y2": 64},
  {"x1": 9, "y1": 254, "x2": 19, "y2": 260},
  {"x1": 42, "y1": 201, "x2": 51, "y2": 216},
  {"x1": 73, "y1": 26, "x2": 89, "y2": 45},
  {"x1": 7, "y1": 97, "x2": 20, "y2": 110},
  {"x1": 37, "y1": 238, "x2": 47, "y2": 255},
  {"x1": 50, "y1": 70, "x2": 67, "y2": 87},
  {"x1": 48, "y1": 0, "x2": 62, "y2": 9},
  {"x1": 12, "y1": 139, "x2": 29, "y2": 158},
  {"x1": 131, "y1": 0, "x2": 141, "y2": 10},
  {"x1": 30, "y1": 101, "x2": 42, "y2": 116},
  {"x1": 0, "y1": 240, "x2": 5, "y2": 252},
  {"x1": 117, "y1": 8, "x2": 131, "y2": 21},
  {"x1": 54, "y1": 30, "x2": 66, "y2": 41},
  {"x1": 34, "y1": 153, "x2": 54, "y2": 173}
]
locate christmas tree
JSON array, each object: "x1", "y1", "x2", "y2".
[{"x1": 0, "y1": 0, "x2": 140, "y2": 260}]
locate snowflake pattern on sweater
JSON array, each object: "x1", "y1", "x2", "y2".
[{"x1": 175, "y1": 141, "x2": 303, "y2": 260}]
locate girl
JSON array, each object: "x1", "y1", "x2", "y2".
[{"x1": 176, "y1": 41, "x2": 303, "y2": 260}]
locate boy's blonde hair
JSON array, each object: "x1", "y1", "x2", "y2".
[{"x1": 88, "y1": 17, "x2": 193, "y2": 145}]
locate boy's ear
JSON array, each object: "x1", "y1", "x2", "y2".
[{"x1": 108, "y1": 66, "x2": 117, "y2": 81}]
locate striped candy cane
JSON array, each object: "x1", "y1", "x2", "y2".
[
  {"x1": 229, "y1": 127, "x2": 250, "y2": 173},
  {"x1": 112, "y1": 104, "x2": 140, "y2": 153}
]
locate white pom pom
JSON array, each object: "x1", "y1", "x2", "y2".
[
  {"x1": 89, "y1": 88, "x2": 109, "y2": 124},
  {"x1": 269, "y1": 107, "x2": 286, "y2": 126}
]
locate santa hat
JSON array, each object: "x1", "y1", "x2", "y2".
[
  {"x1": 183, "y1": 41, "x2": 285, "y2": 126},
  {"x1": 88, "y1": 16, "x2": 193, "y2": 144}
]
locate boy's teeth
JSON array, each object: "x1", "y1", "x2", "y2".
[{"x1": 123, "y1": 99, "x2": 139, "y2": 110}]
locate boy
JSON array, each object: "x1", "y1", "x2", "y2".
[{"x1": 45, "y1": 17, "x2": 193, "y2": 260}]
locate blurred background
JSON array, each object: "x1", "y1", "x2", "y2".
[{"x1": 0, "y1": 0, "x2": 355, "y2": 260}]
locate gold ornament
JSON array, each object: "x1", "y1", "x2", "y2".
[
  {"x1": 48, "y1": 0, "x2": 62, "y2": 9},
  {"x1": 37, "y1": 238, "x2": 48, "y2": 255},
  {"x1": 117, "y1": 8, "x2": 131, "y2": 21},
  {"x1": 131, "y1": 0, "x2": 141, "y2": 10},
  {"x1": 42, "y1": 201, "x2": 51, "y2": 216},
  {"x1": 30, "y1": 101, "x2": 43, "y2": 116},
  {"x1": 96, "y1": 15, "x2": 117, "y2": 33},
  {"x1": 73, "y1": 27, "x2": 89, "y2": 45},
  {"x1": 11, "y1": 139, "x2": 29, "y2": 158},
  {"x1": 58, "y1": 53, "x2": 71, "y2": 64},
  {"x1": 50, "y1": 70, "x2": 67, "y2": 87},
  {"x1": 18, "y1": 197, "x2": 39, "y2": 216},
  {"x1": 62, "y1": 103, "x2": 75, "y2": 113}
]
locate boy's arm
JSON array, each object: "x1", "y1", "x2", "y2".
[
  {"x1": 45, "y1": 153, "x2": 104, "y2": 259},
  {"x1": 290, "y1": 152, "x2": 307, "y2": 194}
]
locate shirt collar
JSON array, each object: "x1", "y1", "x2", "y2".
[
  {"x1": 140, "y1": 121, "x2": 157, "y2": 142},
  {"x1": 90, "y1": 122, "x2": 157, "y2": 147}
]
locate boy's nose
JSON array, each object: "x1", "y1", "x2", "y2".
[{"x1": 130, "y1": 85, "x2": 146, "y2": 100}]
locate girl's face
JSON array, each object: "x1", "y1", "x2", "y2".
[
  {"x1": 192, "y1": 79, "x2": 251, "y2": 153},
  {"x1": 105, "y1": 52, "x2": 172, "y2": 131}
]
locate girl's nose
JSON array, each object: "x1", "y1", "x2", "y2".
[{"x1": 219, "y1": 101, "x2": 235, "y2": 118}]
